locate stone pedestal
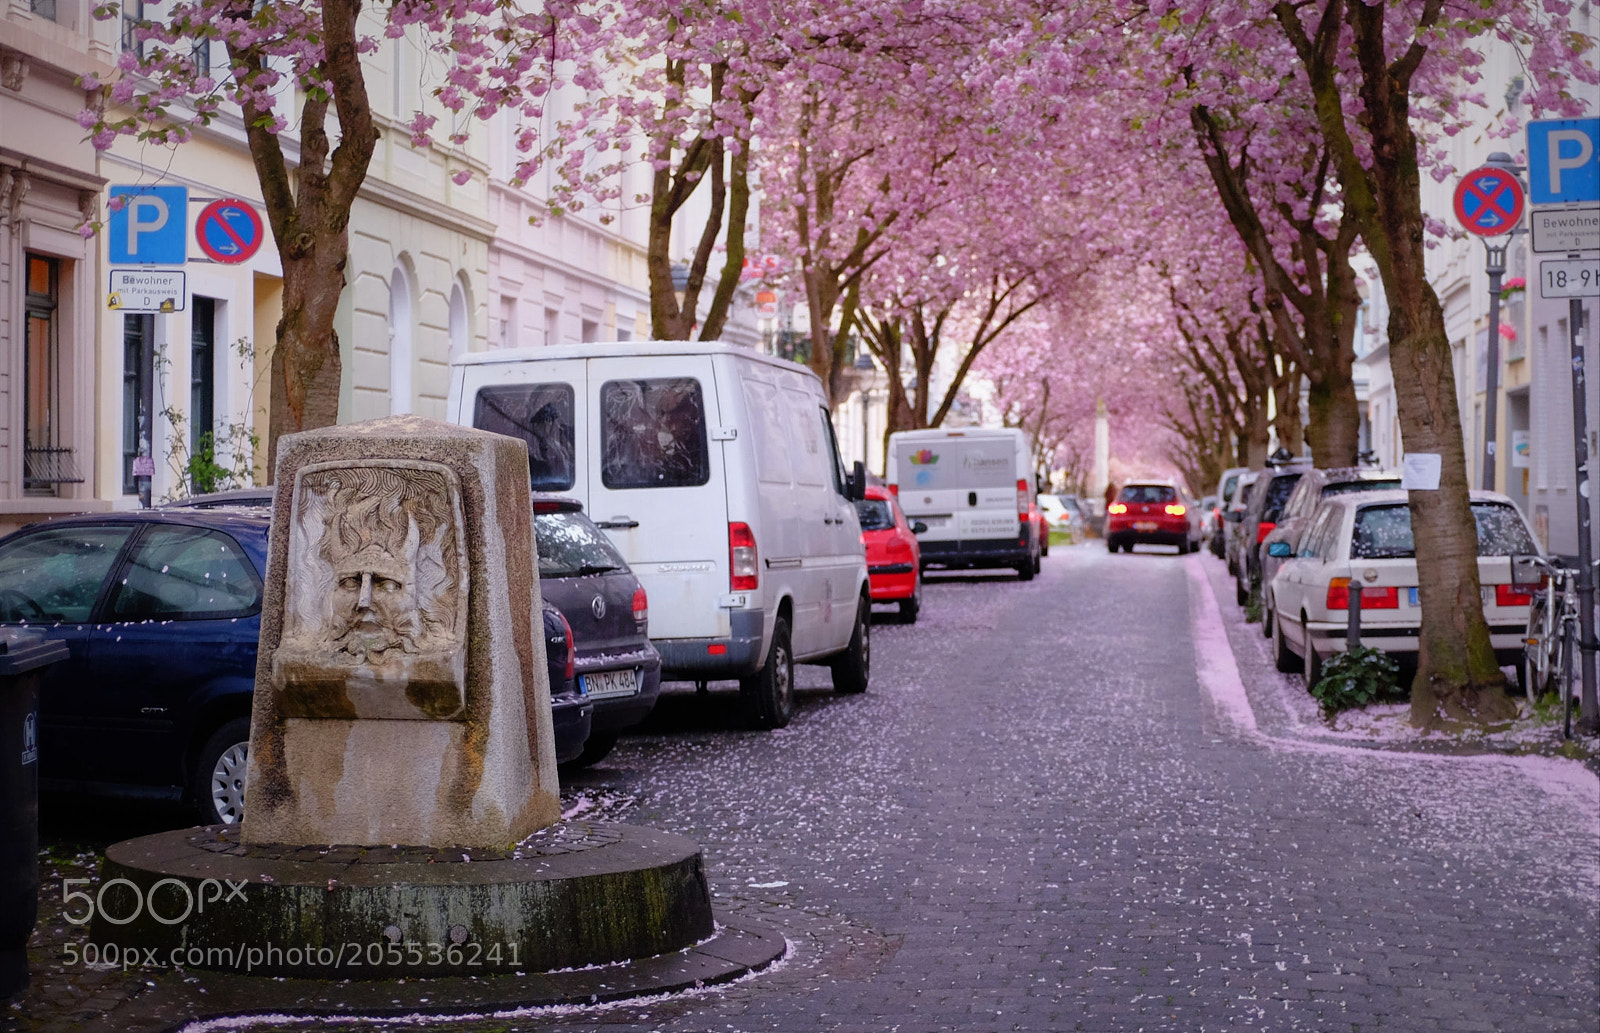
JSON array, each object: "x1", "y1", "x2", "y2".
[{"x1": 242, "y1": 416, "x2": 560, "y2": 848}]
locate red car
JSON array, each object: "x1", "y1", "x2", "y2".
[
  {"x1": 855, "y1": 485, "x2": 925, "y2": 622},
  {"x1": 1105, "y1": 481, "x2": 1201, "y2": 554}
]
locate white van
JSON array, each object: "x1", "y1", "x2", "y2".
[
  {"x1": 448, "y1": 341, "x2": 871, "y2": 728},
  {"x1": 887, "y1": 427, "x2": 1039, "y2": 579}
]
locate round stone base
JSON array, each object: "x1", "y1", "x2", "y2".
[{"x1": 90, "y1": 821, "x2": 716, "y2": 978}]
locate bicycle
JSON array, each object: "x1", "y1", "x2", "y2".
[{"x1": 1519, "y1": 554, "x2": 1581, "y2": 739}]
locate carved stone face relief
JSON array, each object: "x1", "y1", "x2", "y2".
[{"x1": 274, "y1": 461, "x2": 470, "y2": 720}]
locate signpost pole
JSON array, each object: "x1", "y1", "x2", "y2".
[
  {"x1": 1482, "y1": 239, "x2": 1506, "y2": 490},
  {"x1": 1573, "y1": 297, "x2": 1600, "y2": 732}
]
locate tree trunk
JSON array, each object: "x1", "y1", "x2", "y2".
[
  {"x1": 267, "y1": 248, "x2": 347, "y2": 476},
  {"x1": 1324, "y1": 0, "x2": 1514, "y2": 724}
]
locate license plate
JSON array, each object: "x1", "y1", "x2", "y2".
[
  {"x1": 1134, "y1": 522, "x2": 1158, "y2": 532},
  {"x1": 1408, "y1": 587, "x2": 1419, "y2": 607},
  {"x1": 580, "y1": 668, "x2": 638, "y2": 700}
]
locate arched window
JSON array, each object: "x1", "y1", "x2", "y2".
[
  {"x1": 449, "y1": 279, "x2": 469, "y2": 361},
  {"x1": 388, "y1": 262, "x2": 414, "y2": 415}
]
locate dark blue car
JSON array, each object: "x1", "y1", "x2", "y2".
[{"x1": 0, "y1": 506, "x2": 590, "y2": 825}]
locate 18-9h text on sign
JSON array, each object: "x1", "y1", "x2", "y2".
[
  {"x1": 108, "y1": 269, "x2": 187, "y2": 313},
  {"x1": 1540, "y1": 258, "x2": 1600, "y2": 299}
]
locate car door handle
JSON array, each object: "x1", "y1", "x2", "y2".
[{"x1": 596, "y1": 517, "x2": 640, "y2": 529}]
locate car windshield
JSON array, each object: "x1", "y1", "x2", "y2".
[
  {"x1": 535, "y1": 511, "x2": 628, "y2": 577},
  {"x1": 1263, "y1": 474, "x2": 1301, "y2": 515},
  {"x1": 1351, "y1": 502, "x2": 1538, "y2": 559},
  {"x1": 855, "y1": 499, "x2": 895, "y2": 531},
  {"x1": 1119, "y1": 485, "x2": 1176, "y2": 504}
]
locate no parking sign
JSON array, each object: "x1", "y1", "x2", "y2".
[{"x1": 195, "y1": 198, "x2": 264, "y2": 264}]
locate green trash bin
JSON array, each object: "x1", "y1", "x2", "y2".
[{"x1": 0, "y1": 628, "x2": 68, "y2": 999}]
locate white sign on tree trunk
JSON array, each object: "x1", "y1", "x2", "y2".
[{"x1": 1401, "y1": 453, "x2": 1442, "y2": 491}]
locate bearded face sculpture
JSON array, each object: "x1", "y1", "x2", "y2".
[{"x1": 274, "y1": 461, "x2": 469, "y2": 720}]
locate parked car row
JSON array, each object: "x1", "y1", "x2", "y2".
[{"x1": 1204, "y1": 460, "x2": 1541, "y2": 690}]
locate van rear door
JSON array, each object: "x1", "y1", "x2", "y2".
[
  {"x1": 583, "y1": 357, "x2": 729, "y2": 640},
  {"x1": 894, "y1": 435, "x2": 1020, "y2": 543},
  {"x1": 464, "y1": 365, "x2": 588, "y2": 500}
]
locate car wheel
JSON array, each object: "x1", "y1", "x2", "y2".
[
  {"x1": 1033, "y1": 550, "x2": 1043, "y2": 574},
  {"x1": 1302, "y1": 618, "x2": 1323, "y2": 690},
  {"x1": 741, "y1": 616, "x2": 795, "y2": 728},
  {"x1": 1235, "y1": 572, "x2": 1249, "y2": 607},
  {"x1": 1106, "y1": 537, "x2": 1119, "y2": 554},
  {"x1": 1273, "y1": 610, "x2": 1302, "y2": 673},
  {"x1": 1017, "y1": 560, "x2": 1036, "y2": 580},
  {"x1": 899, "y1": 581, "x2": 921, "y2": 623},
  {"x1": 565, "y1": 730, "x2": 619, "y2": 769},
  {"x1": 1261, "y1": 591, "x2": 1274, "y2": 638},
  {"x1": 193, "y1": 717, "x2": 251, "y2": 826},
  {"x1": 831, "y1": 596, "x2": 871, "y2": 695},
  {"x1": 1040, "y1": 534, "x2": 1049, "y2": 557}
]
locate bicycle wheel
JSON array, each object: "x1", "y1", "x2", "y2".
[
  {"x1": 1523, "y1": 591, "x2": 1552, "y2": 703},
  {"x1": 1560, "y1": 617, "x2": 1577, "y2": 740}
]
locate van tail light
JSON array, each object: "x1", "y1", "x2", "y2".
[
  {"x1": 1107, "y1": 502, "x2": 1128, "y2": 514},
  {"x1": 632, "y1": 585, "x2": 649, "y2": 628},
  {"x1": 1326, "y1": 578, "x2": 1398, "y2": 610},
  {"x1": 1165, "y1": 504, "x2": 1186, "y2": 516},
  {"x1": 1496, "y1": 583, "x2": 1533, "y2": 607},
  {"x1": 1255, "y1": 521, "x2": 1276, "y2": 543},
  {"x1": 729, "y1": 522, "x2": 759, "y2": 591},
  {"x1": 1017, "y1": 479, "x2": 1029, "y2": 514},
  {"x1": 557, "y1": 610, "x2": 576, "y2": 681}
]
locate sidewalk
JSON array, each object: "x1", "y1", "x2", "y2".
[{"x1": 1191, "y1": 550, "x2": 1600, "y2": 777}]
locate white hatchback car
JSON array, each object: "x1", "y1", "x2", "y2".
[{"x1": 1267, "y1": 489, "x2": 1540, "y2": 686}]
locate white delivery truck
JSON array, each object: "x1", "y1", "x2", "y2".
[
  {"x1": 887, "y1": 427, "x2": 1039, "y2": 580},
  {"x1": 448, "y1": 341, "x2": 871, "y2": 728}
]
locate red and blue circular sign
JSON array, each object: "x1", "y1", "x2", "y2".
[
  {"x1": 195, "y1": 198, "x2": 264, "y2": 264},
  {"x1": 1452, "y1": 168, "x2": 1525, "y2": 237}
]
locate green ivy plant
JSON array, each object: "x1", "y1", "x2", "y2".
[{"x1": 1310, "y1": 646, "x2": 1403, "y2": 715}]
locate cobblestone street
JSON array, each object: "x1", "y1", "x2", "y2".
[{"x1": 12, "y1": 544, "x2": 1600, "y2": 1032}]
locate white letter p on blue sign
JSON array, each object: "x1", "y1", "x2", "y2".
[
  {"x1": 1528, "y1": 119, "x2": 1599, "y2": 206},
  {"x1": 108, "y1": 185, "x2": 188, "y2": 265}
]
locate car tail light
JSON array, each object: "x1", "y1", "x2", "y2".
[
  {"x1": 1255, "y1": 521, "x2": 1276, "y2": 543},
  {"x1": 888, "y1": 483, "x2": 899, "y2": 496},
  {"x1": 632, "y1": 585, "x2": 648, "y2": 627},
  {"x1": 1165, "y1": 504, "x2": 1186, "y2": 516},
  {"x1": 1107, "y1": 502, "x2": 1128, "y2": 514},
  {"x1": 557, "y1": 610, "x2": 576, "y2": 680},
  {"x1": 1326, "y1": 578, "x2": 1398, "y2": 610},
  {"x1": 729, "y1": 522, "x2": 759, "y2": 591},
  {"x1": 1017, "y1": 479, "x2": 1029, "y2": 514},
  {"x1": 1496, "y1": 583, "x2": 1533, "y2": 607},
  {"x1": 707, "y1": 643, "x2": 727, "y2": 655}
]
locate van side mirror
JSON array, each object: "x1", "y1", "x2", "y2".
[
  {"x1": 846, "y1": 460, "x2": 867, "y2": 501},
  {"x1": 1267, "y1": 542, "x2": 1292, "y2": 558},
  {"x1": 1510, "y1": 554, "x2": 1545, "y2": 588},
  {"x1": 912, "y1": 521, "x2": 928, "y2": 534}
]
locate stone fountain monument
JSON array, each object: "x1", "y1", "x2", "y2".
[{"x1": 89, "y1": 418, "x2": 779, "y2": 994}]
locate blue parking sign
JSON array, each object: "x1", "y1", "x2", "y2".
[
  {"x1": 1527, "y1": 119, "x2": 1599, "y2": 206},
  {"x1": 108, "y1": 185, "x2": 188, "y2": 265}
]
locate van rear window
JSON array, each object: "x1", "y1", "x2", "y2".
[
  {"x1": 600, "y1": 378, "x2": 711, "y2": 489},
  {"x1": 473, "y1": 384, "x2": 575, "y2": 491}
]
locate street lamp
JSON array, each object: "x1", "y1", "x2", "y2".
[{"x1": 1478, "y1": 150, "x2": 1526, "y2": 493}]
